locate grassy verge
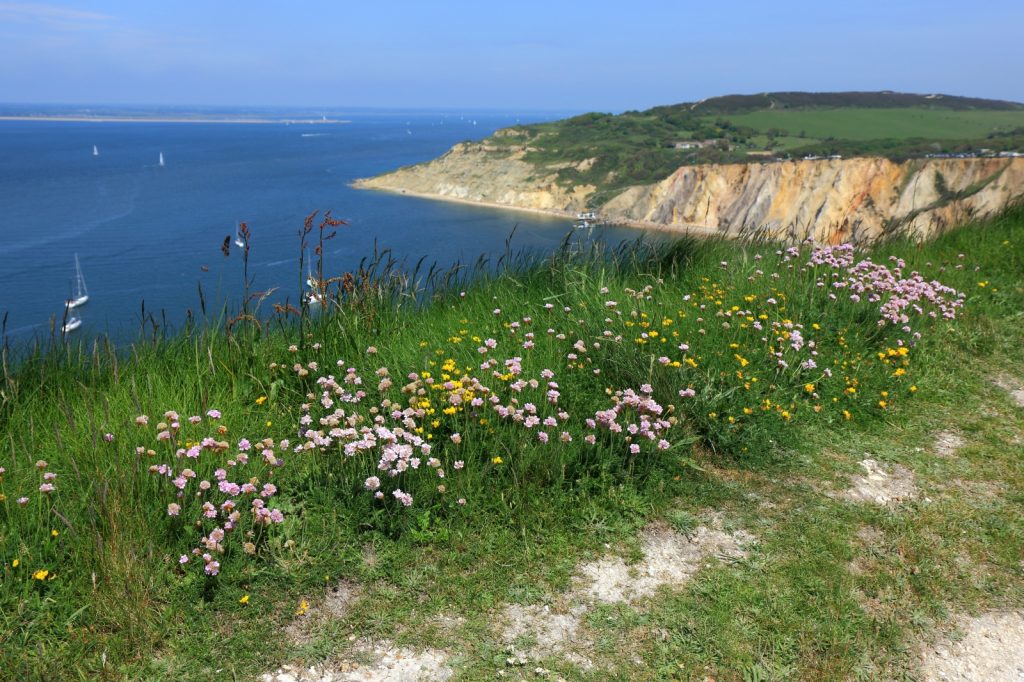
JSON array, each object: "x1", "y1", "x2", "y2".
[{"x1": 1, "y1": 205, "x2": 1022, "y2": 680}]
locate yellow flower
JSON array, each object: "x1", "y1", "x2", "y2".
[
  {"x1": 843, "y1": 410, "x2": 852, "y2": 420},
  {"x1": 51, "y1": 529, "x2": 59, "y2": 537},
  {"x1": 12, "y1": 559, "x2": 19, "y2": 568},
  {"x1": 239, "y1": 595, "x2": 250, "y2": 604},
  {"x1": 32, "y1": 569, "x2": 49, "y2": 581},
  {"x1": 491, "y1": 456, "x2": 503, "y2": 465},
  {"x1": 804, "y1": 383, "x2": 815, "y2": 393},
  {"x1": 909, "y1": 385, "x2": 918, "y2": 393},
  {"x1": 878, "y1": 400, "x2": 888, "y2": 408},
  {"x1": 296, "y1": 598, "x2": 309, "y2": 615},
  {"x1": 265, "y1": 421, "x2": 273, "y2": 427},
  {"x1": 255, "y1": 395, "x2": 267, "y2": 405}
]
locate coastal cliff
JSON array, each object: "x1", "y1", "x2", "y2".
[{"x1": 355, "y1": 141, "x2": 1024, "y2": 242}]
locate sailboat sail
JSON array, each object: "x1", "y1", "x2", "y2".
[
  {"x1": 234, "y1": 223, "x2": 245, "y2": 248},
  {"x1": 158, "y1": 152, "x2": 165, "y2": 167},
  {"x1": 66, "y1": 254, "x2": 89, "y2": 309},
  {"x1": 92, "y1": 145, "x2": 99, "y2": 156}
]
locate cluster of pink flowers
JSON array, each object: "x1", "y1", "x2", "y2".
[
  {"x1": 810, "y1": 244, "x2": 965, "y2": 338},
  {"x1": 138, "y1": 409, "x2": 286, "y2": 576}
]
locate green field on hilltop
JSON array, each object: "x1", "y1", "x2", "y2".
[
  {"x1": 2, "y1": 205, "x2": 1024, "y2": 680},
  {"x1": 718, "y1": 107, "x2": 1024, "y2": 141},
  {"x1": 453, "y1": 92, "x2": 1024, "y2": 204}
]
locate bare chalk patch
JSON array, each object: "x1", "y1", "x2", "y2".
[
  {"x1": 263, "y1": 641, "x2": 452, "y2": 682},
  {"x1": 841, "y1": 459, "x2": 918, "y2": 506},
  {"x1": 574, "y1": 521, "x2": 754, "y2": 604},
  {"x1": 933, "y1": 430, "x2": 966, "y2": 458},
  {"x1": 286, "y1": 580, "x2": 362, "y2": 645},
  {"x1": 919, "y1": 611, "x2": 1024, "y2": 681},
  {"x1": 993, "y1": 374, "x2": 1024, "y2": 408},
  {"x1": 499, "y1": 603, "x2": 593, "y2": 669}
]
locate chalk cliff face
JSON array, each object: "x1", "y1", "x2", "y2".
[
  {"x1": 356, "y1": 139, "x2": 597, "y2": 213},
  {"x1": 604, "y1": 157, "x2": 1024, "y2": 242},
  {"x1": 356, "y1": 140, "x2": 1024, "y2": 242}
]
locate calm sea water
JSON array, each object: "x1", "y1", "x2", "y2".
[{"x1": 0, "y1": 111, "x2": 651, "y2": 343}]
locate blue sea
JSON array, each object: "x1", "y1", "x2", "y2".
[{"x1": 0, "y1": 109, "x2": 650, "y2": 343}]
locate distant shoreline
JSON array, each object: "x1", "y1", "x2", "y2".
[{"x1": 0, "y1": 116, "x2": 352, "y2": 125}]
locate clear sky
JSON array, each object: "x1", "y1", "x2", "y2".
[{"x1": 1, "y1": 0, "x2": 1022, "y2": 112}]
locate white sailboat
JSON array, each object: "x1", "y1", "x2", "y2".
[
  {"x1": 233, "y1": 223, "x2": 245, "y2": 248},
  {"x1": 66, "y1": 253, "x2": 89, "y2": 309},
  {"x1": 158, "y1": 152, "x2": 165, "y2": 167},
  {"x1": 305, "y1": 259, "x2": 323, "y2": 306},
  {"x1": 92, "y1": 145, "x2": 99, "y2": 156},
  {"x1": 61, "y1": 316, "x2": 82, "y2": 333}
]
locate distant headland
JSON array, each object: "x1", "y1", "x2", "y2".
[{"x1": 356, "y1": 91, "x2": 1024, "y2": 242}]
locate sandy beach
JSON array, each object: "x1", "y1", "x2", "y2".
[{"x1": 350, "y1": 179, "x2": 724, "y2": 238}]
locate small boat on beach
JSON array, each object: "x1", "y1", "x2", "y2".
[{"x1": 65, "y1": 253, "x2": 89, "y2": 309}]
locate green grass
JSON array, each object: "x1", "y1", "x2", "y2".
[
  {"x1": 719, "y1": 107, "x2": 1024, "y2": 141},
  {"x1": 1, "y1": 205, "x2": 1023, "y2": 680}
]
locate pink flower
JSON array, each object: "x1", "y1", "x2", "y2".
[
  {"x1": 392, "y1": 489, "x2": 413, "y2": 507},
  {"x1": 364, "y1": 476, "x2": 381, "y2": 491},
  {"x1": 678, "y1": 388, "x2": 696, "y2": 398},
  {"x1": 135, "y1": 415, "x2": 149, "y2": 426},
  {"x1": 453, "y1": 460, "x2": 465, "y2": 470},
  {"x1": 167, "y1": 503, "x2": 181, "y2": 516},
  {"x1": 179, "y1": 555, "x2": 189, "y2": 564},
  {"x1": 103, "y1": 433, "x2": 115, "y2": 442},
  {"x1": 450, "y1": 433, "x2": 462, "y2": 444},
  {"x1": 39, "y1": 483, "x2": 55, "y2": 493},
  {"x1": 206, "y1": 409, "x2": 222, "y2": 419},
  {"x1": 35, "y1": 460, "x2": 47, "y2": 470},
  {"x1": 16, "y1": 496, "x2": 29, "y2": 506}
]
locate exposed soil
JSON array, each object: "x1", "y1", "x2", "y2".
[
  {"x1": 262, "y1": 641, "x2": 452, "y2": 682},
  {"x1": 286, "y1": 580, "x2": 362, "y2": 645},
  {"x1": 498, "y1": 603, "x2": 592, "y2": 669},
  {"x1": 841, "y1": 458, "x2": 918, "y2": 506},
  {"x1": 934, "y1": 430, "x2": 967, "y2": 457},
  {"x1": 919, "y1": 611, "x2": 1024, "y2": 681},
  {"x1": 993, "y1": 374, "x2": 1024, "y2": 408}
]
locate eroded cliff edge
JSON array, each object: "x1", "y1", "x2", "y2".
[{"x1": 355, "y1": 140, "x2": 1024, "y2": 242}]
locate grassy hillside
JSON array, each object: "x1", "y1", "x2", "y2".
[
  {"x1": 2, "y1": 205, "x2": 1023, "y2": 679},
  {"x1": 480, "y1": 91, "x2": 1024, "y2": 205}
]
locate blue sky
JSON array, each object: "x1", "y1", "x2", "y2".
[{"x1": 1, "y1": 0, "x2": 1021, "y2": 111}]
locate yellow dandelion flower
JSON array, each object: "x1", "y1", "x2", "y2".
[
  {"x1": 491, "y1": 456, "x2": 503, "y2": 465},
  {"x1": 804, "y1": 383, "x2": 815, "y2": 393},
  {"x1": 239, "y1": 595, "x2": 250, "y2": 604},
  {"x1": 909, "y1": 385, "x2": 918, "y2": 393},
  {"x1": 12, "y1": 559, "x2": 19, "y2": 568},
  {"x1": 843, "y1": 410, "x2": 852, "y2": 420},
  {"x1": 32, "y1": 569, "x2": 49, "y2": 581},
  {"x1": 51, "y1": 529, "x2": 59, "y2": 537},
  {"x1": 255, "y1": 395, "x2": 267, "y2": 405}
]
